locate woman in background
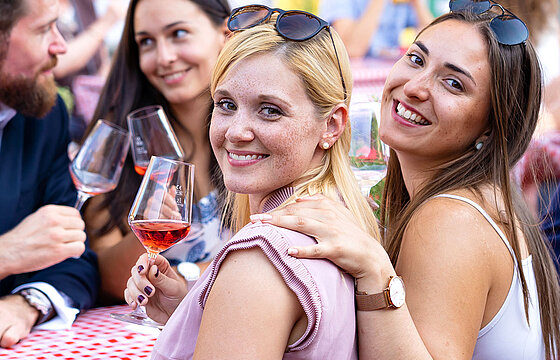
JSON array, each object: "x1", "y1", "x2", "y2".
[{"x1": 82, "y1": 0, "x2": 230, "y2": 304}]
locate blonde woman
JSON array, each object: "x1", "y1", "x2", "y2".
[{"x1": 125, "y1": 5, "x2": 379, "y2": 359}]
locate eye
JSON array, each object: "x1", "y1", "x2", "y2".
[
  {"x1": 445, "y1": 78, "x2": 464, "y2": 91},
  {"x1": 259, "y1": 105, "x2": 283, "y2": 118},
  {"x1": 173, "y1": 29, "x2": 188, "y2": 38},
  {"x1": 137, "y1": 37, "x2": 154, "y2": 48},
  {"x1": 406, "y1": 53, "x2": 424, "y2": 66},
  {"x1": 215, "y1": 99, "x2": 237, "y2": 111}
]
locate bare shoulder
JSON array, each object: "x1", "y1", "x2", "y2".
[
  {"x1": 196, "y1": 246, "x2": 304, "y2": 359},
  {"x1": 398, "y1": 191, "x2": 505, "y2": 279}
]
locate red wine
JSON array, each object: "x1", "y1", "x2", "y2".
[
  {"x1": 130, "y1": 219, "x2": 191, "y2": 253},
  {"x1": 135, "y1": 165, "x2": 147, "y2": 176}
]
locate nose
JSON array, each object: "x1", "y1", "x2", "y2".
[
  {"x1": 224, "y1": 115, "x2": 254, "y2": 144},
  {"x1": 402, "y1": 71, "x2": 431, "y2": 102},
  {"x1": 156, "y1": 41, "x2": 177, "y2": 67},
  {"x1": 48, "y1": 24, "x2": 67, "y2": 55}
]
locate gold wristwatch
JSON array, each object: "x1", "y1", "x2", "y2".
[{"x1": 355, "y1": 276, "x2": 406, "y2": 311}]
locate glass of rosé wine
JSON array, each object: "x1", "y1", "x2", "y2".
[
  {"x1": 70, "y1": 119, "x2": 130, "y2": 210},
  {"x1": 110, "y1": 156, "x2": 194, "y2": 328},
  {"x1": 127, "y1": 105, "x2": 184, "y2": 176},
  {"x1": 349, "y1": 100, "x2": 388, "y2": 197}
]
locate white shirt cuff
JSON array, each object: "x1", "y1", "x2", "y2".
[{"x1": 12, "y1": 282, "x2": 80, "y2": 330}]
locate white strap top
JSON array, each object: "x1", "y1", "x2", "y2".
[{"x1": 434, "y1": 194, "x2": 545, "y2": 360}]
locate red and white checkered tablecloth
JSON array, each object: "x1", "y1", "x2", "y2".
[{"x1": 0, "y1": 305, "x2": 157, "y2": 360}]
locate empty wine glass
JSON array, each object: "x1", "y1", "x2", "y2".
[
  {"x1": 70, "y1": 119, "x2": 130, "y2": 210},
  {"x1": 111, "y1": 156, "x2": 195, "y2": 328},
  {"x1": 349, "y1": 100, "x2": 388, "y2": 197},
  {"x1": 127, "y1": 105, "x2": 184, "y2": 176}
]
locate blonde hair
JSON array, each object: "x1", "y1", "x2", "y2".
[{"x1": 211, "y1": 20, "x2": 380, "y2": 239}]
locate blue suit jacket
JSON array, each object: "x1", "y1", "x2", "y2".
[{"x1": 0, "y1": 96, "x2": 99, "y2": 310}]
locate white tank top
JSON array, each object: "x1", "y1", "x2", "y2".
[{"x1": 434, "y1": 194, "x2": 545, "y2": 360}]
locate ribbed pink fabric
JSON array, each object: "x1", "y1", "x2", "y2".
[{"x1": 151, "y1": 188, "x2": 357, "y2": 360}]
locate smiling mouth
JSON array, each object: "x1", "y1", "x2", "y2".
[
  {"x1": 228, "y1": 152, "x2": 269, "y2": 161},
  {"x1": 396, "y1": 102, "x2": 431, "y2": 126},
  {"x1": 161, "y1": 69, "x2": 189, "y2": 81}
]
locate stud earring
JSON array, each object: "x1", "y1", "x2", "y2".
[
  {"x1": 322, "y1": 142, "x2": 330, "y2": 150},
  {"x1": 475, "y1": 142, "x2": 483, "y2": 151}
]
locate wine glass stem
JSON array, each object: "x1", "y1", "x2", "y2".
[
  {"x1": 147, "y1": 251, "x2": 158, "y2": 266},
  {"x1": 74, "y1": 191, "x2": 91, "y2": 211}
]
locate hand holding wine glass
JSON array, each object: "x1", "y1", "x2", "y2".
[
  {"x1": 111, "y1": 156, "x2": 194, "y2": 328},
  {"x1": 70, "y1": 119, "x2": 130, "y2": 210},
  {"x1": 127, "y1": 105, "x2": 184, "y2": 176}
]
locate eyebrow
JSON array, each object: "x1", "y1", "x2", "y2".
[
  {"x1": 135, "y1": 21, "x2": 189, "y2": 37},
  {"x1": 415, "y1": 40, "x2": 476, "y2": 85}
]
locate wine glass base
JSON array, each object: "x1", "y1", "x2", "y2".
[{"x1": 110, "y1": 312, "x2": 164, "y2": 329}]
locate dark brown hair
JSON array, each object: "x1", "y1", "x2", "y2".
[
  {"x1": 85, "y1": 0, "x2": 230, "y2": 236},
  {"x1": 0, "y1": 0, "x2": 28, "y2": 63},
  {"x1": 380, "y1": 11, "x2": 560, "y2": 360}
]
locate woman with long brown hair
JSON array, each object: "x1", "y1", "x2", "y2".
[
  {"x1": 258, "y1": 2, "x2": 560, "y2": 359},
  {"x1": 82, "y1": 0, "x2": 230, "y2": 304}
]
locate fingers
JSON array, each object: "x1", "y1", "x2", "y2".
[
  {"x1": 287, "y1": 244, "x2": 329, "y2": 259},
  {"x1": 0, "y1": 324, "x2": 27, "y2": 348}
]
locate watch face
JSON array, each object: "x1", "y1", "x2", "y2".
[{"x1": 389, "y1": 276, "x2": 406, "y2": 308}]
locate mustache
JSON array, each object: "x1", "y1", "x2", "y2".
[{"x1": 40, "y1": 56, "x2": 58, "y2": 72}]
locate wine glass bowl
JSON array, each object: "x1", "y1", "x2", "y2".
[
  {"x1": 127, "y1": 105, "x2": 184, "y2": 176},
  {"x1": 349, "y1": 101, "x2": 388, "y2": 197},
  {"x1": 111, "y1": 156, "x2": 194, "y2": 327},
  {"x1": 70, "y1": 119, "x2": 130, "y2": 210}
]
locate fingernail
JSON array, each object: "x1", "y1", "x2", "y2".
[
  {"x1": 137, "y1": 265, "x2": 144, "y2": 273},
  {"x1": 249, "y1": 214, "x2": 272, "y2": 223},
  {"x1": 137, "y1": 294, "x2": 145, "y2": 303},
  {"x1": 144, "y1": 286, "x2": 153, "y2": 296},
  {"x1": 155, "y1": 267, "x2": 160, "y2": 278},
  {"x1": 287, "y1": 248, "x2": 298, "y2": 256}
]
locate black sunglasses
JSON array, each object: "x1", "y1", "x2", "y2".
[
  {"x1": 449, "y1": 0, "x2": 528, "y2": 45},
  {"x1": 228, "y1": 5, "x2": 347, "y2": 100}
]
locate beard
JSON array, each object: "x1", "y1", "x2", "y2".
[{"x1": 0, "y1": 56, "x2": 59, "y2": 118}]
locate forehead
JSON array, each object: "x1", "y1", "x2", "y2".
[
  {"x1": 15, "y1": 0, "x2": 58, "y2": 29},
  {"x1": 217, "y1": 52, "x2": 307, "y2": 99},
  {"x1": 418, "y1": 19, "x2": 490, "y2": 79},
  {"x1": 135, "y1": 0, "x2": 207, "y2": 27}
]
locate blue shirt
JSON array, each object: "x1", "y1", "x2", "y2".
[{"x1": 320, "y1": 0, "x2": 418, "y2": 58}]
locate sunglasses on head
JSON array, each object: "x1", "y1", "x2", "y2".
[
  {"x1": 228, "y1": 5, "x2": 347, "y2": 100},
  {"x1": 449, "y1": 0, "x2": 528, "y2": 46}
]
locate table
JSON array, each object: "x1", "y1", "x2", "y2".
[{"x1": 0, "y1": 305, "x2": 158, "y2": 360}]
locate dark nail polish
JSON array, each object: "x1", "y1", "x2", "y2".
[
  {"x1": 155, "y1": 268, "x2": 160, "y2": 278},
  {"x1": 137, "y1": 265, "x2": 144, "y2": 273},
  {"x1": 144, "y1": 286, "x2": 152, "y2": 296},
  {"x1": 137, "y1": 294, "x2": 145, "y2": 303}
]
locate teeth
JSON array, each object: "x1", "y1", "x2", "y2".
[
  {"x1": 229, "y1": 152, "x2": 266, "y2": 161},
  {"x1": 163, "y1": 71, "x2": 184, "y2": 81},
  {"x1": 396, "y1": 102, "x2": 429, "y2": 125}
]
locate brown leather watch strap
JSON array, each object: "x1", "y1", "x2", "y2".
[{"x1": 355, "y1": 290, "x2": 388, "y2": 311}]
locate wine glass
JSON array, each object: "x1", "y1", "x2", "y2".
[
  {"x1": 127, "y1": 105, "x2": 184, "y2": 176},
  {"x1": 111, "y1": 156, "x2": 195, "y2": 328},
  {"x1": 349, "y1": 100, "x2": 388, "y2": 198},
  {"x1": 70, "y1": 119, "x2": 130, "y2": 210}
]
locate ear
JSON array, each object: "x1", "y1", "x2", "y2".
[
  {"x1": 220, "y1": 18, "x2": 232, "y2": 42},
  {"x1": 320, "y1": 103, "x2": 348, "y2": 149},
  {"x1": 474, "y1": 128, "x2": 492, "y2": 145}
]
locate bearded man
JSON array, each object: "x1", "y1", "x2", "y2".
[{"x1": 0, "y1": 0, "x2": 99, "y2": 347}]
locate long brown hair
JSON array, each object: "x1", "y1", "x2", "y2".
[
  {"x1": 380, "y1": 11, "x2": 560, "y2": 359},
  {"x1": 85, "y1": 0, "x2": 230, "y2": 236}
]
